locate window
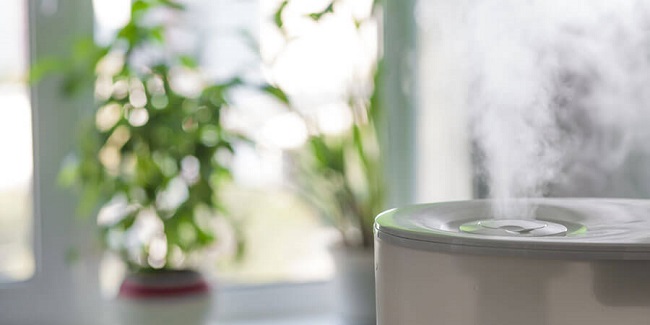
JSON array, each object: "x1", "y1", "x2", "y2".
[
  {"x1": 382, "y1": 0, "x2": 476, "y2": 205},
  {"x1": 0, "y1": 0, "x2": 392, "y2": 322},
  {"x1": 413, "y1": 0, "x2": 475, "y2": 203},
  {"x1": 0, "y1": 0, "x2": 34, "y2": 283}
]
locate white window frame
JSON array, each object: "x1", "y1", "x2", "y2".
[
  {"x1": 0, "y1": 1, "x2": 103, "y2": 324},
  {"x1": 380, "y1": 0, "x2": 418, "y2": 208},
  {"x1": 0, "y1": 0, "x2": 416, "y2": 323}
]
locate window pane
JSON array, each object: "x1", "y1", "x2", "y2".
[{"x1": 0, "y1": 0, "x2": 34, "y2": 282}]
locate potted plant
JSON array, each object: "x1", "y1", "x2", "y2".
[
  {"x1": 292, "y1": 92, "x2": 384, "y2": 325},
  {"x1": 269, "y1": 2, "x2": 384, "y2": 323},
  {"x1": 52, "y1": 1, "x2": 243, "y2": 323}
]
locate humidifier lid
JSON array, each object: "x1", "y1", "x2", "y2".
[{"x1": 374, "y1": 198, "x2": 650, "y2": 260}]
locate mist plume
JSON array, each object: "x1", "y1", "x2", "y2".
[{"x1": 467, "y1": 0, "x2": 650, "y2": 218}]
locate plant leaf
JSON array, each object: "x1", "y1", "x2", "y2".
[
  {"x1": 179, "y1": 55, "x2": 198, "y2": 68},
  {"x1": 308, "y1": 2, "x2": 334, "y2": 21},
  {"x1": 29, "y1": 57, "x2": 65, "y2": 83},
  {"x1": 261, "y1": 84, "x2": 290, "y2": 104},
  {"x1": 274, "y1": 0, "x2": 289, "y2": 29}
]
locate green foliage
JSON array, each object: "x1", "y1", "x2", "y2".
[
  {"x1": 48, "y1": 0, "x2": 243, "y2": 271},
  {"x1": 261, "y1": 84, "x2": 290, "y2": 105},
  {"x1": 293, "y1": 93, "x2": 384, "y2": 248},
  {"x1": 307, "y1": 3, "x2": 335, "y2": 21},
  {"x1": 274, "y1": 0, "x2": 289, "y2": 29},
  {"x1": 272, "y1": 0, "x2": 385, "y2": 248}
]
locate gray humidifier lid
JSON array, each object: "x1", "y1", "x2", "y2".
[{"x1": 374, "y1": 198, "x2": 650, "y2": 260}]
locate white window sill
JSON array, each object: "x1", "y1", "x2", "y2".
[
  {"x1": 214, "y1": 281, "x2": 335, "y2": 320},
  {"x1": 211, "y1": 281, "x2": 341, "y2": 325},
  {"x1": 215, "y1": 314, "x2": 338, "y2": 325}
]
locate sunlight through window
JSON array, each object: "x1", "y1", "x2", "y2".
[{"x1": 0, "y1": 0, "x2": 34, "y2": 283}]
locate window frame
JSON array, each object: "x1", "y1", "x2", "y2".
[
  {"x1": 0, "y1": 1, "x2": 104, "y2": 324},
  {"x1": 379, "y1": 0, "x2": 418, "y2": 208}
]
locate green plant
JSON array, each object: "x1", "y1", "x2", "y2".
[
  {"x1": 271, "y1": 0, "x2": 384, "y2": 248},
  {"x1": 295, "y1": 77, "x2": 384, "y2": 248},
  {"x1": 50, "y1": 0, "x2": 244, "y2": 271}
]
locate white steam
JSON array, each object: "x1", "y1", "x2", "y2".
[{"x1": 465, "y1": 0, "x2": 650, "y2": 218}]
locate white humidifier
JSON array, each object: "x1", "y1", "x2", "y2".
[{"x1": 374, "y1": 198, "x2": 650, "y2": 325}]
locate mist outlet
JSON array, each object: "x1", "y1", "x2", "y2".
[{"x1": 459, "y1": 219, "x2": 568, "y2": 237}]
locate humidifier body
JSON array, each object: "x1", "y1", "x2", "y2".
[{"x1": 374, "y1": 199, "x2": 650, "y2": 325}]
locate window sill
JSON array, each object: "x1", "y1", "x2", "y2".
[
  {"x1": 214, "y1": 313, "x2": 338, "y2": 325},
  {"x1": 211, "y1": 281, "x2": 340, "y2": 324}
]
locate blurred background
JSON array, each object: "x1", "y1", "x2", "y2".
[
  {"x1": 0, "y1": 0, "x2": 462, "y2": 324},
  {"x1": 10, "y1": 0, "x2": 649, "y2": 324},
  {"x1": 0, "y1": 0, "x2": 365, "y2": 285}
]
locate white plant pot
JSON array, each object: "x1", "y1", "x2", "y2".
[
  {"x1": 113, "y1": 270, "x2": 212, "y2": 325},
  {"x1": 331, "y1": 245, "x2": 377, "y2": 325}
]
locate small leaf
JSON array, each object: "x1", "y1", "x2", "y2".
[
  {"x1": 159, "y1": 0, "x2": 185, "y2": 10},
  {"x1": 367, "y1": 59, "x2": 383, "y2": 126},
  {"x1": 72, "y1": 37, "x2": 99, "y2": 59},
  {"x1": 58, "y1": 154, "x2": 80, "y2": 187},
  {"x1": 117, "y1": 22, "x2": 138, "y2": 46},
  {"x1": 179, "y1": 55, "x2": 198, "y2": 68},
  {"x1": 309, "y1": 137, "x2": 344, "y2": 172},
  {"x1": 307, "y1": 2, "x2": 334, "y2": 21},
  {"x1": 149, "y1": 26, "x2": 165, "y2": 43},
  {"x1": 76, "y1": 186, "x2": 101, "y2": 218},
  {"x1": 131, "y1": 0, "x2": 151, "y2": 17},
  {"x1": 261, "y1": 84, "x2": 290, "y2": 104},
  {"x1": 274, "y1": 0, "x2": 289, "y2": 29},
  {"x1": 29, "y1": 57, "x2": 65, "y2": 83}
]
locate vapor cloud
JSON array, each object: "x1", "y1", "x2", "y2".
[{"x1": 467, "y1": 0, "x2": 650, "y2": 218}]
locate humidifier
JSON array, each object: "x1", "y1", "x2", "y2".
[{"x1": 374, "y1": 198, "x2": 650, "y2": 325}]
